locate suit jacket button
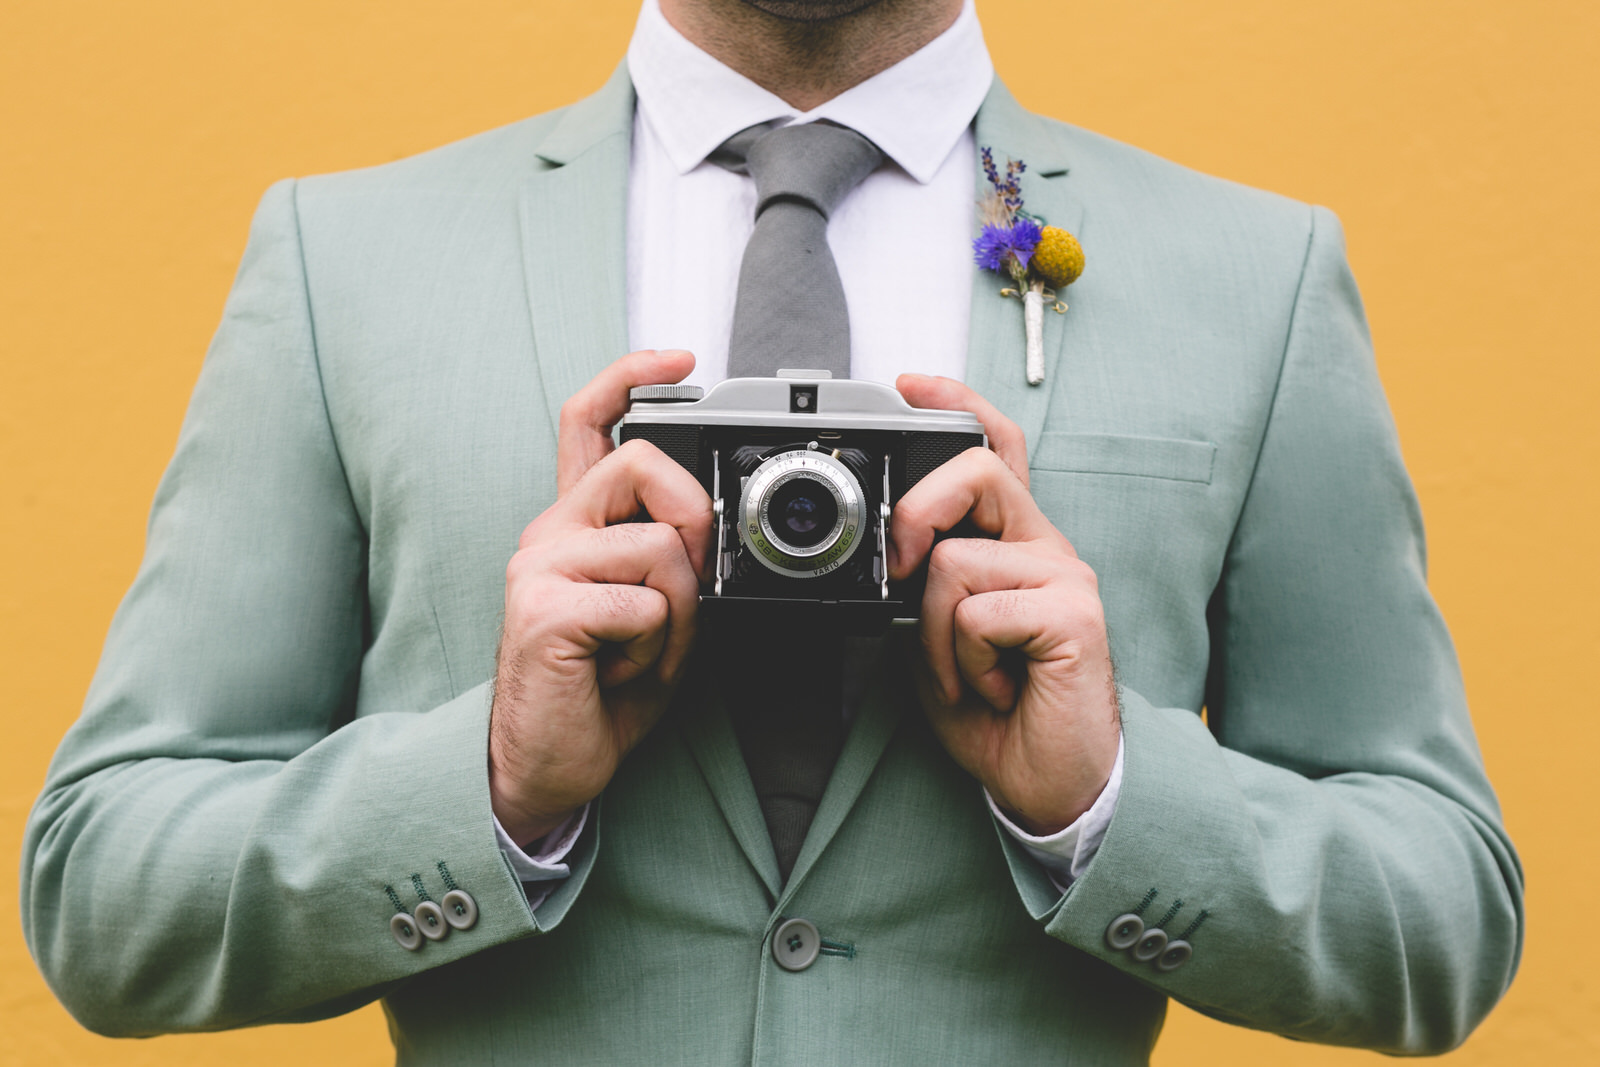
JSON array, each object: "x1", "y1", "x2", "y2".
[
  {"x1": 390, "y1": 913, "x2": 423, "y2": 951},
  {"x1": 1155, "y1": 939, "x2": 1192, "y2": 972},
  {"x1": 1105, "y1": 913, "x2": 1145, "y2": 951},
  {"x1": 414, "y1": 900, "x2": 450, "y2": 941},
  {"x1": 1131, "y1": 927, "x2": 1169, "y2": 962},
  {"x1": 442, "y1": 889, "x2": 478, "y2": 930},
  {"x1": 772, "y1": 918, "x2": 821, "y2": 972}
]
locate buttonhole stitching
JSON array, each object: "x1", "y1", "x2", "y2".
[{"x1": 1176, "y1": 910, "x2": 1210, "y2": 942}]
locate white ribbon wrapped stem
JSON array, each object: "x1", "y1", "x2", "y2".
[{"x1": 1024, "y1": 280, "x2": 1046, "y2": 385}]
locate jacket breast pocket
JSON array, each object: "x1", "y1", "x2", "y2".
[
  {"x1": 1028, "y1": 432, "x2": 1216, "y2": 484},
  {"x1": 1026, "y1": 432, "x2": 1224, "y2": 700}
]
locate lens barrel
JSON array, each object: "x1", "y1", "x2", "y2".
[{"x1": 738, "y1": 449, "x2": 865, "y2": 577}]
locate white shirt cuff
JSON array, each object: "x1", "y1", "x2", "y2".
[
  {"x1": 493, "y1": 805, "x2": 589, "y2": 910},
  {"x1": 987, "y1": 732, "x2": 1124, "y2": 894}
]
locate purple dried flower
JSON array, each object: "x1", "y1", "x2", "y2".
[
  {"x1": 973, "y1": 217, "x2": 1043, "y2": 273},
  {"x1": 981, "y1": 146, "x2": 999, "y2": 189}
]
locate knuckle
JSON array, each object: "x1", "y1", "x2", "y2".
[
  {"x1": 557, "y1": 393, "x2": 591, "y2": 429},
  {"x1": 633, "y1": 521, "x2": 685, "y2": 562},
  {"x1": 927, "y1": 537, "x2": 963, "y2": 577},
  {"x1": 987, "y1": 590, "x2": 1028, "y2": 621},
  {"x1": 506, "y1": 543, "x2": 545, "y2": 585},
  {"x1": 951, "y1": 594, "x2": 987, "y2": 632},
  {"x1": 613, "y1": 437, "x2": 658, "y2": 463},
  {"x1": 586, "y1": 583, "x2": 640, "y2": 620},
  {"x1": 504, "y1": 583, "x2": 553, "y2": 633},
  {"x1": 1056, "y1": 554, "x2": 1099, "y2": 591},
  {"x1": 929, "y1": 535, "x2": 997, "y2": 577},
  {"x1": 956, "y1": 445, "x2": 990, "y2": 470},
  {"x1": 1058, "y1": 595, "x2": 1105, "y2": 636},
  {"x1": 598, "y1": 521, "x2": 649, "y2": 549}
]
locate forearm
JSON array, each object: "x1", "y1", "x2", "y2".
[
  {"x1": 997, "y1": 203, "x2": 1521, "y2": 1051},
  {"x1": 1032, "y1": 690, "x2": 1520, "y2": 1053},
  {"x1": 22, "y1": 684, "x2": 574, "y2": 1035},
  {"x1": 20, "y1": 179, "x2": 588, "y2": 1034}
]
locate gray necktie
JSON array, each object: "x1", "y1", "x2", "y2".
[
  {"x1": 714, "y1": 121, "x2": 884, "y2": 379},
  {"x1": 711, "y1": 121, "x2": 882, "y2": 883}
]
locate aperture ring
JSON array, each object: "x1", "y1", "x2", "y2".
[{"x1": 738, "y1": 449, "x2": 865, "y2": 578}]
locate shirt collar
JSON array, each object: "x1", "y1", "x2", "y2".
[{"x1": 626, "y1": 0, "x2": 993, "y2": 184}]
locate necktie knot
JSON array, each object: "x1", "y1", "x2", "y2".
[{"x1": 715, "y1": 121, "x2": 883, "y2": 220}]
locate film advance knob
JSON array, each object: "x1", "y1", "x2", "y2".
[{"x1": 627, "y1": 385, "x2": 704, "y2": 403}]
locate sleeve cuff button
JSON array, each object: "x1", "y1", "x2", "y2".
[
  {"x1": 414, "y1": 900, "x2": 450, "y2": 941},
  {"x1": 442, "y1": 888, "x2": 479, "y2": 930},
  {"x1": 1130, "y1": 927, "x2": 1169, "y2": 962},
  {"x1": 390, "y1": 913, "x2": 423, "y2": 951},
  {"x1": 1155, "y1": 939, "x2": 1192, "y2": 972},
  {"x1": 1105, "y1": 913, "x2": 1145, "y2": 951}
]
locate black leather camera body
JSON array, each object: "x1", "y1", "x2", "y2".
[{"x1": 618, "y1": 371, "x2": 985, "y2": 633}]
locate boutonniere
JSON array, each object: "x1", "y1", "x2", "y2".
[{"x1": 972, "y1": 148, "x2": 1084, "y2": 385}]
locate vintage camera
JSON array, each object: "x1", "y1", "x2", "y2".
[{"x1": 618, "y1": 371, "x2": 985, "y2": 632}]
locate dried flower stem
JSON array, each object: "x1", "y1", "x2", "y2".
[{"x1": 1024, "y1": 279, "x2": 1046, "y2": 385}]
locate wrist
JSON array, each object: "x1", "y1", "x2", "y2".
[
  {"x1": 487, "y1": 756, "x2": 584, "y2": 848},
  {"x1": 989, "y1": 770, "x2": 1110, "y2": 837},
  {"x1": 997, "y1": 802, "x2": 1078, "y2": 839},
  {"x1": 492, "y1": 794, "x2": 581, "y2": 850}
]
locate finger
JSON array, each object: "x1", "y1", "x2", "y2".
[
  {"x1": 953, "y1": 590, "x2": 1038, "y2": 712},
  {"x1": 570, "y1": 584, "x2": 671, "y2": 688},
  {"x1": 905, "y1": 651, "x2": 993, "y2": 783},
  {"x1": 890, "y1": 447, "x2": 1067, "y2": 580},
  {"x1": 524, "y1": 521, "x2": 702, "y2": 679},
  {"x1": 533, "y1": 438, "x2": 714, "y2": 579},
  {"x1": 918, "y1": 537, "x2": 1066, "y2": 702},
  {"x1": 896, "y1": 373, "x2": 1029, "y2": 488},
  {"x1": 557, "y1": 349, "x2": 696, "y2": 495}
]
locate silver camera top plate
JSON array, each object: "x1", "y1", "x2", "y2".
[{"x1": 621, "y1": 375, "x2": 985, "y2": 437}]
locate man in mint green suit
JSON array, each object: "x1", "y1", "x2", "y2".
[{"x1": 23, "y1": 0, "x2": 1522, "y2": 1061}]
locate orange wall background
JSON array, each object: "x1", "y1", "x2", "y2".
[{"x1": 3, "y1": 0, "x2": 1595, "y2": 1062}]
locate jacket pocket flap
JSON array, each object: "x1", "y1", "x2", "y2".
[{"x1": 1029, "y1": 432, "x2": 1216, "y2": 484}]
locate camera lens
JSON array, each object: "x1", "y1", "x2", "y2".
[
  {"x1": 740, "y1": 448, "x2": 864, "y2": 578},
  {"x1": 768, "y1": 477, "x2": 838, "y2": 549}
]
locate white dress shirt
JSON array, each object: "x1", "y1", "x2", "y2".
[
  {"x1": 496, "y1": 0, "x2": 1122, "y2": 903},
  {"x1": 626, "y1": 0, "x2": 987, "y2": 387}
]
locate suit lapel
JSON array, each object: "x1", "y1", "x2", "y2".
[
  {"x1": 678, "y1": 650, "x2": 906, "y2": 906},
  {"x1": 521, "y1": 63, "x2": 635, "y2": 433},
  {"x1": 680, "y1": 687, "x2": 783, "y2": 898},
  {"x1": 778, "y1": 648, "x2": 905, "y2": 906},
  {"x1": 964, "y1": 79, "x2": 1087, "y2": 457}
]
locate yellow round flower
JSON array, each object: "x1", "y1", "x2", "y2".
[{"x1": 1031, "y1": 226, "x2": 1085, "y2": 289}]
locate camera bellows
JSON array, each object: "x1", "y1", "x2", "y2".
[
  {"x1": 719, "y1": 621, "x2": 846, "y2": 885},
  {"x1": 712, "y1": 121, "x2": 883, "y2": 380}
]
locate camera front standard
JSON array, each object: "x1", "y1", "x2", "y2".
[{"x1": 618, "y1": 372, "x2": 985, "y2": 632}]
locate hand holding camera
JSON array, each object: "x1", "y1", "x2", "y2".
[
  {"x1": 489, "y1": 351, "x2": 712, "y2": 847},
  {"x1": 887, "y1": 409, "x2": 1120, "y2": 836},
  {"x1": 492, "y1": 351, "x2": 1117, "y2": 846}
]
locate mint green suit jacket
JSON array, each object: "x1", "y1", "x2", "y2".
[{"x1": 23, "y1": 67, "x2": 1522, "y2": 1063}]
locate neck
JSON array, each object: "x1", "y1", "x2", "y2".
[{"x1": 659, "y1": 0, "x2": 964, "y2": 111}]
